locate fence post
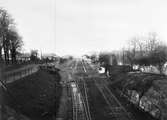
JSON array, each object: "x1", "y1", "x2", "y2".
[
  {"x1": 20, "y1": 71, "x2": 22, "y2": 79},
  {"x1": 14, "y1": 72, "x2": 15, "y2": 81}
]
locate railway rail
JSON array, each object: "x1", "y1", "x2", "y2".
[
  {"x1": 76, "y1": 78, "x2": 92, "y2": 120},
  {"x1": 95, "y1": 79, "x2": 133, "y2": 120},
  {"x1": 70, "y1": 60, "x2": 92, "y2": 120},
  {"x1": 81, "y1": 60, "x2": 133, "y2": 120},
  {"x1": 71, "y1": 81, "x2": 92, "y2": 120}
]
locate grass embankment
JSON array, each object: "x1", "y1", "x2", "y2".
[
  {"x1": 3, "y1": 63, "x2": 33, "y2": 72},
  {"x1": 0, "y1": 69, "x2": 62, "y2": 120},
  {"x1": 109, "y1": 70, "x2": 167, "y2": 120}
]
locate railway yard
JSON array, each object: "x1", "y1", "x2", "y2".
[
  {"x1": 1, "y1": 59, "x2": 166, "y2": 120},
  {"x1": 1, "y1": 1, "x2": 167, "y2": 120}
]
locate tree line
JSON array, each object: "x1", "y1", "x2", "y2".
[
  {"x1": 86, "y1": 32, "x2": 167, "y2": 74},
  {"x1": 123, "y1": 32, "x2": 167, "y2": 74},
  {"x1": 0, "y1": 8, "x2": 23, "y2": 64}
]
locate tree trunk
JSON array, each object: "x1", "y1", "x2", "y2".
[
  {"x1": 7, "y1": 49, "x2": 9, "y2": 63},
  {"x1": 0, "y1": 46, "x2": 2, "y2": 62},
  {"x1": 11, "y1": 48, "x2": 16, "y2": 64},
  {"x1": 159, "y1": 65, "x2": 163, "y2": 74},
  {"x1": 4, "y1": 50, "x2": 7, "y2": 64},
  {"x1": 5, "y1": 47, "x2": 10, "y2": 64},
  {"x1": 4, "y1": 47, "x2": 9, "y2": 64},
  {"x1": 10, "y1": 49, "x2": 13, "y2": 64},
  {"x1": 2, "y1": 35, "x2": 8, "y2": 64}
]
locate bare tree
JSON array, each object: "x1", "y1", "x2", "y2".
[
  {"x1": 150, "y1": 45, "x2": 167, "y2": 74},
  {"x1": 125, "y1": 36, "x2": 145, "y2": 67},
  {"x1": 0, "y1": 8, "x2": 14, "y2": 64},
  {"x1": 124, "y1": 32, "x2": 167, "y2": 74},
  {"x1": 146, "y1": 32, "x2": 160, "y2": 53},
  {"x1": 0, "y1": 37, "x2": 2, "y2": 61},
  {"x1": 125, "y1": 33, "x2": 160, "y2": 65},
  {"x1": 0, "y1": 8, "x2": 23, "y2": 64},
  {"x1": 7, "y1": 29, "x2": 23, "y2": 63}
]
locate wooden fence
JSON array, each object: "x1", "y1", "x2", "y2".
[{"x1": 2, "y1": 66, "x2": 39, "y2": 84}]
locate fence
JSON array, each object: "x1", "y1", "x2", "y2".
[
  {"x1": 140, "y1": 65, "x2": 167, "y2": 75},
  {"x1": 2, "y1": 66, "x2": 39, "y2": 84}
]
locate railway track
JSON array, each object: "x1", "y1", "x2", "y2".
[
  {"x1": 82, "y1": 60, "x2": 133, "y2": 120},
  {"x1": 70, "y1": 60, "x2": 92, "y2": 120},
  {"x1": 71, "y1": 81, "x2": 92, "y2": 120},
  {"x1": 71, "y1": 84, "x2": 84, "y2": 120},
  {"x1": 77, "y1": 77, "x2": 92, "y2": 120},
  {"x1": 95, "y1": 80, "x2": 133, "y2": 120}
]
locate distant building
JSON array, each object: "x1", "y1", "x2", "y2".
[
  {"x1": 41, "y1": 53, "x2": 59, "y2": 61},
  {"x1": 16, "y1": 53, "x2": 31, "y2": 61}
]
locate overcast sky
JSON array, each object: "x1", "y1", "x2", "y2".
[
  {"x1": 1, "y1": 0, "x2": 167, "y2": 56},
  {"x1": 0, "y1": 0, "x2": 55, "y2": 54}
]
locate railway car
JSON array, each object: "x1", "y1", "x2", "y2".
[
  {"x1": 39, "y1": 63, "x2": 60, "y2": 73},
  {"x1": 129, "y1": 90, "x2": 140, "y2": 105},
  {"x1": 106, "y1": 65, "x2": 133, "y2": 79},
  {"x1": 139, "y1": 96, "x2": 161, "y2": 119},
  {"x1": 123, "y1": 90, "x2": 161, "y2": 119}
]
